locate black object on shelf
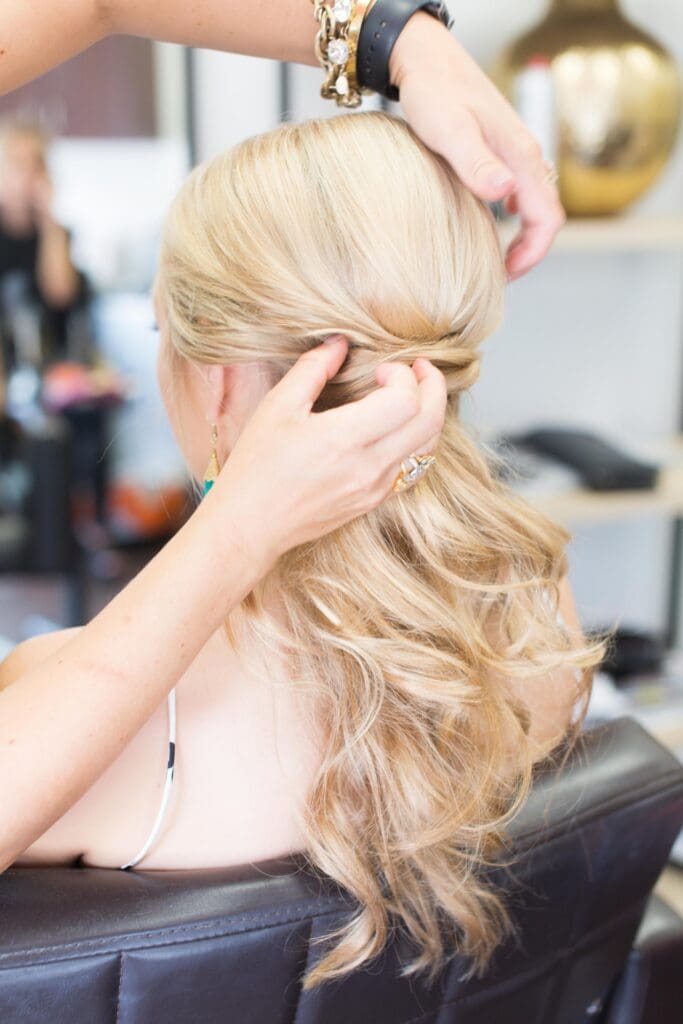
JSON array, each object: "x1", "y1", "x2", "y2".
[
  {"x1": 509, "y1": 427, "x2": 660, "y2": 492},
  {"x1": 598, "y1": 626, "x2": 665, "y2": 683}
]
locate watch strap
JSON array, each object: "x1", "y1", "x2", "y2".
[{"x1": 356, "y1": 0, "x2": 453, "y2": 101}]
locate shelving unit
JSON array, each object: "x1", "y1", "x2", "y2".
[
  {"x1": 525, "y1": 435, "x2": 683, "y2": 527},
  {"x1": 499, "y1": 213, "x2": 683, "y2": 253},
  {"x1": 499, "y1": 212, "x2": 683, "y2": 643}
]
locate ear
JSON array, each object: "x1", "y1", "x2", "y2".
[
  {"x1": 203, "y1": 363, "x2": 236, "y2": 425},
  {"x1": 201, "y1": 360, "x2": 271, "y2": 450}
]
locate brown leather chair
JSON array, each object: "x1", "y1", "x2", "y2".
[{"x1": 1, "y1": 717, "x2": 682, "y2": 1024}]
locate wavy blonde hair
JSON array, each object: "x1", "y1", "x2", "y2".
[{"x1": 158, "y1": 110, "x2": 608, "y2": 988}]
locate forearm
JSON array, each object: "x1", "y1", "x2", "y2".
[
  {"x1": 0, "y1": 1, "x2": 108, "y2": 95},
  {"x1": 107, "y1": 0, "x2": 319, "y2": 64},
  {"x1": 1, "y1": 0, "x2": 319, "y2": 95},
  {"x1": 0, "y1": 479, "x2": 270, "y2": 870},
  {"x1": 36, "y1": 222, "x2": 80, "y2": 308}
]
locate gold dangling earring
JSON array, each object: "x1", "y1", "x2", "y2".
[{"x1": 203, "y1": 424, "x2": 220, "y2": 497}]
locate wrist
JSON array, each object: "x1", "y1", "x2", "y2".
[
  {"x1": 197, "y1": 471, "x2": 280, "y2": 587},
  {"x1": 388, "y1": 9, "x2": 449, "y2": 91}
]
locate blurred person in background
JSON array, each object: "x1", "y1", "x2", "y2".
[{"x1": 0, "y1": 121, "x2": 88, "y2": 371}]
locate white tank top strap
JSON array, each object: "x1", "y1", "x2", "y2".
[
  {"x1": 116, "y1": 586, "x2": 573, "y2": 871},
  {"x1": 119, "y1": 686, "x2": 177, "y2": 870}
]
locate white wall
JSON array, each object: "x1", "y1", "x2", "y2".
[
  {"x1": 193, "y1": 51, "x2": 281, "y2": 160},
  {"x1": 49, "y1": 138, "x2": 189, "y2": 292},
  {"x1": 190, "y1": 1, "x2": 683, "y2": 637},
  {"x1": 44, "y1": 43, "x2": 191, "y2": 292},
  {"x1": 153, "y1": 42, "x2": 189, "y2": 141}
]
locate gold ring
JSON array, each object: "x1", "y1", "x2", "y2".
[
  {"x1": 543, "y1": 159, "x2": 559, "y2": 186},
  {"x1": 392, "y1": 452, "x2": 437, "y2": 493}
]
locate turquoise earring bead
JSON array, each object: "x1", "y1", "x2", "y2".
[{"x1": 202, "y1": 429, "x2": 219, "y2": 497}]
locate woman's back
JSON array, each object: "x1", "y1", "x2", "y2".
[
  {"x1": 7, "y1": 624, "x2": 323, "y2": 870},
  {"x1": 8, "y1": 574, "x2": 581, "y2": 872}
]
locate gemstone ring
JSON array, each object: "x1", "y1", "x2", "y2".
[{"x1": 392, "y1": 453, "x2": 437, "y2": 493}]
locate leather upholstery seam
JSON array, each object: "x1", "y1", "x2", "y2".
[
  {"x1": 290, "y1": 915, "x2": 316, "y2": 1024},
  {"x1": 115, "y1": 951, "x2": 124, "y2": 1024},
  {"x1": 511, "y1": 772, "x2": 683, "y2": 849},
  {"x1": 0, "y1": 899, "x2": 345, "y2": 966},
  {"x1": 399, "y1": 899, "x2": 645, "y2": 1023}
]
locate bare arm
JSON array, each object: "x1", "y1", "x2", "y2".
[
  {"x1": 0, "y1": 342, "x2": 447, "y2": 871},
  {"x1": 1, "y1": 2, "x2": 564, "y2": 278},
  {"x1": 0, "y1": 2, "x2": 107, "y2": 95},
  {"x1": 104, "y1": 0, "x2": 319, "y2": 65},
  {"x1": 0, "y1": 0, "x2": 318, "y2": 95},
  {"x1": 0, "y1": 482, "x2": 264, "y2": 872},
  {"x1": 0, "y1": 630, "x2": 81, "y2": 694}
]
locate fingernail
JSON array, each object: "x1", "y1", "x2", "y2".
[
  {"x1": 491, "y1": 170, "x2": 514, "y2": 189},
  {"x1": 324, "y1": 333, "x2": 345, "y2": 345}
]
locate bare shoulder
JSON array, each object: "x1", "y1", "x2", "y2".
[
  {"x1": 525, "y1": 573, "x2": 588, "y2": 758},
  {"x1": 0, "y1": 628, "x2": 82, "y2": 693},
  {"x1": 487, "y1": 573, "x2": 589, "y2": 762}
]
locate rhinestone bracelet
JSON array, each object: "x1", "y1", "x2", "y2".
[{"x1": 310, "y1": 0, "x2": 377, "y2": 108}]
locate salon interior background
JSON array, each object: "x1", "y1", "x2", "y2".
[{"x1": 2, "y1": 0, "x2": 682, "y2": 643}]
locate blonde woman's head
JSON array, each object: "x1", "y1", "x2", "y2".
[
  {"x1": 154, "y1": 110, "x2": 505, "y2": 482},
  {"x1": 0, "y1": 120, "x2": 51, "y2": 213},
  {"x1": 155, "y1": 110, "x2": 606, "y2": 989}
]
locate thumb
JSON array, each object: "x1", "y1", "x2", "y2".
[{"x1": 273, "y1": 334, "x2": 349, "y2": 413}]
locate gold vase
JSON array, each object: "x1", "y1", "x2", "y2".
[{"x1": 492, "y1": 0, "x2": 682, "y2": 216}]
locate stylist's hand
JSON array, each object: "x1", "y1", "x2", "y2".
[
  {"x1": 389, "y1": 12, "x2": 565, "y2": 280},
  {"x1": 212, "y1": 336, "x2": 446, "y2": 566}
]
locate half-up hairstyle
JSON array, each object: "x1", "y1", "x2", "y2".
[{"x1": 158, "y1": 110, "x2": 608, "y2": 988}]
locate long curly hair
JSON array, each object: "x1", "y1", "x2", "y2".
[{"x1": 157, "y1": 110, "x2": 608, "y2": 987}]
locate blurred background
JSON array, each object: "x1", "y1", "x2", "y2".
[
  {"x1": 0, "y1": 2, "x2": 682, "y2": 863},
  {"x1": 0, "y1": 35, "x2": 190, "y2": 640}
]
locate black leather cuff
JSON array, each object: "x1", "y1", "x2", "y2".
[{"x1": 356, "y1": 0, "x2": 453, "y2": 102}]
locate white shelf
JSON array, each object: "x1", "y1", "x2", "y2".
[
  {"x1": 499, "y1": 214, "x2": 683, "y2": 253},
  {"x1": 523, "y1": 435, "x2": 683, "y2": 527}
]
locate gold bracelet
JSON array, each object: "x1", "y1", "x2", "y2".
[{"x1": 310, "y1": 0, "x2": 376, "y2": 108}]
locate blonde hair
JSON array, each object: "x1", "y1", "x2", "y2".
[
  {"x1": 0, "y1": 119, "x2": 50, "y2": 163},
  {"x1": 158, "y1": 111, "x2": 608, "y2": 988}
]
